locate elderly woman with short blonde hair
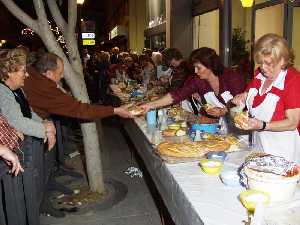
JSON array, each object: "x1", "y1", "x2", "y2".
[
  {"x1": 0, "y1": 48, "x2": 56, "y2": 149},
  {"x1": 232, "y1": 33, "x2": 300, "y2": 163}
]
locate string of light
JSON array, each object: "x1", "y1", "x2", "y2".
[{"x1": 21, "y1": 21, "x2": 68, "y2": 53}]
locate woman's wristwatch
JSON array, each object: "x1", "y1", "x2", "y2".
[{"x1": 260, "y1": 121, "x2": 267, "y2": 131}]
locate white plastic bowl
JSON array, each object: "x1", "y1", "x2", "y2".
[
  {"x1": 244, "y1": 168, "x2": 300, "y2": 202},
  {"x1": 220, "y1": 169, "x2": 241, "y2": 187}
]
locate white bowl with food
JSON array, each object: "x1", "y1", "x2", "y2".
[{"x1": 244, "y1": 167, "x2": 300, "y2": 202}]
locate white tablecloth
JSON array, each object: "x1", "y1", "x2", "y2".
[{"x1": 124, "y1": 118, "x2": 300, "y2": 225}]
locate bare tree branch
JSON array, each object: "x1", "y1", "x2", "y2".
[
  {"x1": 0, "y1": 0, "x2": 39, "y2": 33},
  {"x1": 33, "y1": 0, "x2": 69, "y2": 66},
  {"x1": 33, "y1": 0, "x2": 48, "y2": 20},
  {"x1": 62, "y1": 0, "x2": 82, "y2": 74},
  {"x1": 68, "y1": 0, "x2": 77, "y2": 33},
  {"x1": 2, "y1": 0, "x2": 105, "y2": 194},
  {"x1": 47, "y1": 0, "x2": 67, "y2": 34}
]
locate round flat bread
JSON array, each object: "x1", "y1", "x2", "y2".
[
  {"x1": 162, "y1": 129, "x2": 177, "y2": 137},
  {"x1": 129, "y1": 106, "x2": 144, "y2": 116},
  {"x1": 234, "y1": 111, "x2": 249, "y2": 128},
  {"x1": 157, "y1": 140, "x2": 230, "y2": 158}
]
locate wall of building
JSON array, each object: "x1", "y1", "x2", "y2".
[
  {"x1": 244, "y1": 7, "x2": 252, "y2": 47},
  {"x1": 167, "y1": 0, "x2": 193, "y2": 58},
  {"x1": 292, "y1": 7, "x2": 300, "y2": 70},
  {"x1": 231, "y1": 0, "x2": 251, "y2": 53},
  {"x1": 194, "y1": 10, "x2": 220, "y2": 54},
  {"x1": 232, "y1": 0, "x2": 246, "y2": 30},
  {"x1": 129, "y1": 0, "x2": 147, "y2": 53},
  {"x1": 255, "y1": 4, "x2": 284, "y2": 41}
]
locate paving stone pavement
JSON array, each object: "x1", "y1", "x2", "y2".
[{"x1": 40, "y1": 120, "x2": 161, "y2": 225}]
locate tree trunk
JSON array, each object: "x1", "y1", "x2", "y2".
[
  {"x1": 0, "y1": 0, "x2": 105, "y2": 193},
  {"x1": 81, "y1": 123, "x2": 105, "y2": 193}
]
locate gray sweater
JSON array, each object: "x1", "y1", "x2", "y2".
[{"x1": 0, "y1": 83, "x2": 45, "y2": 139}]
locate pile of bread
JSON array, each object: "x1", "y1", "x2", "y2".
[
  {"x1": 128, "y1": 105, "x2": 144, "y2": 116},
  {"x1": 157, "y1": 134, "x2": 239, "y2": 158},
  {"x1": 162, "y1": 121, "x2": 187, "y2": 137},
  {"x1": 233, "y1": 111, "x2": 249, "y2": 128}
]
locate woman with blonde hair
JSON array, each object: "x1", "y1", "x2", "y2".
[
  {"x1": 0, "y1": 48, "x2": 55, "y2": 147},
  {"x1": 232, "y1": 33, "x2": 300, "y2": 163}
]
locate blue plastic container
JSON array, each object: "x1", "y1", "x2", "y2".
[
  {"x1": 146, "y1": 110, "x2": 157, "y2": 126},
  {"x1": 191, "y1": 123, "x2": 219, "y2": 134}
]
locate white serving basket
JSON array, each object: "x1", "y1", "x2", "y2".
[{"x1": 245, "y1": 168, "x2": 300, "y2": 202}]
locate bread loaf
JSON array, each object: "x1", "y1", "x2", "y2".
[{"x1": 234, "y1": 111, "x2": 249, "y2": 128}]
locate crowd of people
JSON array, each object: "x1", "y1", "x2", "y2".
[
  {"x1": 0, "y1": 46, "x2": 133, "y2": 223},
  {"x1": 83, "y1": 46, "x2": 189, "y2": 103},
  {"x1": 0, "y1": 33, "x2": 300, "y2": 224},
  {"x1": 84, "y1": 34, "x2": 300, "y2": 164}
]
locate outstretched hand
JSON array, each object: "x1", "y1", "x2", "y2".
[
  {"x1": 114, "y1": 104, "x2": 134, "y2": 118},
  {"x1": 139, "y1": 103, "x2": 152, "y2": 114}
]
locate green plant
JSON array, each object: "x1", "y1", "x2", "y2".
[{"x1": 232, "y1": 28, "x2": 250, "y2": 65}]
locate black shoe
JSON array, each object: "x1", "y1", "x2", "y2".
[{"x1": 40, "y1": 197, "x2": 65, "y2": 218}]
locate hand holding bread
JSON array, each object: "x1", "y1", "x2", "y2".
[{"x1": 233, "y1": 111, "x2": 249, "y2": 129}]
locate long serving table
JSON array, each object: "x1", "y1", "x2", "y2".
[{"x1": 123, "y1": 117, "x2": 300, "y2": 225}]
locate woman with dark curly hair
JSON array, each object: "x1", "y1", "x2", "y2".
[{"x1": 141, "y1": 47, "x2": 245, "y2": 118}]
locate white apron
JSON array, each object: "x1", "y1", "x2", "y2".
[{"x1": 246, "y1": 71, "x2": 300, "y2": 164}]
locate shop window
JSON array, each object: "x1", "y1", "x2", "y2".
[
  {"x1": 232, "y1": 0, "x2": 252, "y2": 44},
  {"x1": 150, "y1": 33, "x2": 166, "y2": 50},
  {"x1": 193, "y1": 9, "x2": 219, "y2": 53},
  {"x1": 146, "y1": 0, "x2": 166, "y2": 28},
  {"x1": 145, "y1": 36, "x2": 151, "y2": 49},
  {"x1": 255, "y1": 4, "x2": 284, "y2": 41},
  {"x1": 231, "y1": 0, "x2": 252, "y2": 81}
]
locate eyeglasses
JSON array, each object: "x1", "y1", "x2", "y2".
[{"x1": 257, "y1": 57, "x2": 275, "y2": 68}]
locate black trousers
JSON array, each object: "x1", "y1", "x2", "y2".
[{"x1": 0, "y1": 136, "x2": 44, "y2": 225}]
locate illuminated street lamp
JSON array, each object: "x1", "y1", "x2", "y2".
[
  {"x1": 77, "y1": 0, "x2": 84, "y2": 5},
  {"x1": 240, "y1": 0, "x2": 254, "y2": 7}
]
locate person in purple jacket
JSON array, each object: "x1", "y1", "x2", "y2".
[{"x1": 141, "y1": 47, "x2": 245, "y2": 118}]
